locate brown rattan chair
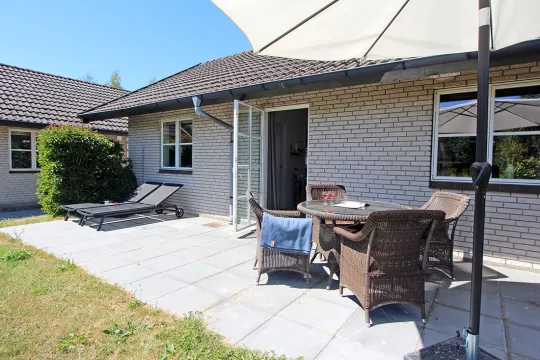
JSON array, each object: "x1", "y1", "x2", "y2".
[
  {"x1": 247, "y1": 192, "x2": 311, "y2": 284},
  {"x1": 419, "y1": 191, "x2": 470, "y2": 278},
  {"x1": 334, "y1": 210, "x2": 445, "y2": 327},
  {"x1": 306, "y1": 184, "x2": 352, "y2": 289},
  {"x1": 306, "y1": 184, "x2": 350, "y2": 262}
]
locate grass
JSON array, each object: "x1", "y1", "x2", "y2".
[
  {"x1": 0, "y1": 214, "x2": 61, "y2": 229},
  {"x1": 0, "y1": 232, "x2": 293, "y2": 360}
]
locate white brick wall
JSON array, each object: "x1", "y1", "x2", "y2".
[
  {"x1": 0, "y1": 126, "x2": 39, "y2": 209},
  {"x1": 129, "y1": 107, "x2": 233, "y2": 218},
  {"x1": 127, "y1": 62, "x2": 540, "y2": 269}
]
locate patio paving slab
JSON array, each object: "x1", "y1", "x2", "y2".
[
  {"x1": 65, "y1": 247, "x2": 110, "y2": 263},
  {"x1": 228, "y1": 282, "x2": 308, "y2": 315},
  {"x1": 434, "y1": 286, "x2": 502, "y2": 318},
  {"x1": 337, "y1": 309, "x2": 421, "y2": 358},
  {"x1": 277, "y1": 294, "x2": 356, "y2": 334},
  {"x1": 163, "y1": 261, "x2": 224, "y2": 284},
  {"x1": 156, "y1": 284, "x2": 225, "y2": 315},
  {"x1": 198, "y1": 243, "x2": 256, "y2": 269},
  {"x1": 498, "y1": 280, "x2": 540, "y2": 303},
  {"x1": 505, "y1": 322, "x2": 540, "y2": 359},
  {"x1": 315, "y1": 338, "x2": 393, "y2": 360},
  {"x1": 136, "y1": 253, "x2": 191, "y2": 273},
  {"x1": 99, "y1": 263, "x2": 156, "y2": 285},
  {"x1": 196, "y1": 270, "x2": 255, "y2": 298},
  {"x1": 204, "y1": 298, "x2": 273, "y2": 344},
  {"x1": 117, "y1": 247, "x2": 168, "y2": 263},
  {"x1": 124, "y1": 272, "x2": 189, "y2": 302},
  {"x1": 425, "y1": 303, "x2": 506, "y2": 350},
  {"x1": 227, "y1": 260, "x2": 258, "y2": 278},
  {"x1": 502, "y1": 297, "x2": 540, "y2": 329},
  {"x1": 239, "y1": 316, "x2": 332, "y2": 360},
  {"x1": 80, "y1": 255, "x2": 133, "y2": 274}
]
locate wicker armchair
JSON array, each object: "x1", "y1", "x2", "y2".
[
  {"x1": 306, "y1": 184, "x2": 352, "y2": 289},
  {"x1": 420, "y1": 191, "x2": 470, "y2": 277},
  {"x1": 334, "y1": 210, "x2": 445, "y2": 327},
  {"x1": 306, "y1": 184, "x2": 349, "y2": 202},
  {"x1": 247, "y1": 192, "x2": 311, "y2": 284}
]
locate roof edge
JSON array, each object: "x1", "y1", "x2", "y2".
[
  {"x1": 78, "y1": 62, "x2": 203, "y2": 117},
  {"x1": 79, "y1": 40, "x2": 540, "y2": 121}
]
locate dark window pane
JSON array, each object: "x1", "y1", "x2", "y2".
[
  {"x1": 180, "y1": 145, "x2": 192, "y2": 168},
  {"x1": 162, "y1": 122, "x2": 176, "y2": 144},
  {"x1": 11, "y1": 131, "x2": 32, "y2": 150},
  {"x1": 494, "y1": 85, "x2": 540, "y2": 133},
  {"x1": 35, "y1": 133, "x2": 40, "y2": 168},
  {"x1": 493, "y1": 135, "x2": 540, "y2": 180},
  {"x1": 180, "y1": 121, "x2": 192, "y2": 143},
  {"x1": 162, "y1": 145, "x2": 175, "y2": 167},
  {"x1": 492, "y1": 85, "x2": 540, "y2": 180},
  {"x1": 437, "y1": 137, "x2": 476, "y2": 177},
  {"x1": 11, "y1": 151, "x2": 32, "y2": 169},
  {"x1": 437, "y1": 92, "x2": 477, "y2": 177}
]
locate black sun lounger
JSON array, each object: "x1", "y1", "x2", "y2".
[
  {"x1": 61, "y1": 182, "x2": 163, "y2": 222},
  {"x1": 76, "y1": 183, "x2": 184, "y2": 231}
]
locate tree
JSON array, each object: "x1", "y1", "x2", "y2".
[
  {"x1": 79, "y1": 73, "x2": 96, "y2": 83},
  {"x1": 104, "y1": 70, "x2": 122, "y2": 89}
]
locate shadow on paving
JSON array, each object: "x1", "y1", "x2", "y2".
[{"x1": 70, "y1": 212, "x2": 197, "y2": 232}]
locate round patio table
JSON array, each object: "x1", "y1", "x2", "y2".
[
  {"x1": 297, "y1": 199, "x2": 410, "y2": 223},
  {"x1": 297, "y1": 199, "x2": 410, "y2": 289}
]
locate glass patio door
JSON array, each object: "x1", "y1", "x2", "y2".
[{"x1": 233, "y1": 100, "x2": 264, "y2": 231}]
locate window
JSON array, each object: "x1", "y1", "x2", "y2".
[
  {"x1": 432, "y1": 82, "x2": 540, "y2": 184},
  {"x1": 161, "y1": 119, "x2": 192, "y2": 169},
  {"x1": 9, "y1": 129, "x2": 39, "y2": 170}
]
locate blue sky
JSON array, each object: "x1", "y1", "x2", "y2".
[{"x1": 0, "y1": 0, "x2": 251, "y2": 90}]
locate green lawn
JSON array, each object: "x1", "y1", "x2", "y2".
[
  {"x1": 0, "y1": 214, "x2": 61, "y2": 228},
  {"x1": 0, "y1": 231, "x2": 291, "y2": 359}
]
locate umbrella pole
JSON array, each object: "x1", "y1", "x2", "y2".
[{"x1": 467, "y1": 0, "x2": 493, "y2": 359}]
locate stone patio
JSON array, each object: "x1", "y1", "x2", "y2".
[{"x1": 2, "y1": 215, "x2": 540, "y2": 360}]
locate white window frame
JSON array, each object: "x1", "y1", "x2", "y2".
[
  {"x1": 431, "y1": 79, "x2": 540, "y2": 185},
  {"x1": 160, "y1": 118, "x2": 193, "y2": 170},
  {"x1": 9, "y1": 128, "x2": 40, "y2": 171}
]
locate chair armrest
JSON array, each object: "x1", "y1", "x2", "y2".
[
  {"x1": 334, "y1": 226, "x2": 365, "y2": 242},
  {"x1": 264, "y1": 209, "x2": 302, "y2": 218}
]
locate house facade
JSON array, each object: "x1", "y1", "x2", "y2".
[
  {"x1": 81, "y1": 43, "x2": 540, "y2": 270},
  {"x1": 0, "y1": 64, "x2": 129, "y2": 210}
]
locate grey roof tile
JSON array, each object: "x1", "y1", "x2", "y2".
[
  {"x1": 81, "y1": 51, "x2": 398, "y2": 117},
  {"x1": 0, "y1": 63, "x2": 129, "y2": 132}
]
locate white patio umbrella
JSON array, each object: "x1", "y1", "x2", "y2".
[
  {"x1": 440, "y1": 98, "x2": 540, "y2": 134},
  {"x1": 211, "y1": 1, "x2": 540, "y2": 359},
  {"x1": 212, "y1": 0, "x2": 540, "y2": 61}
]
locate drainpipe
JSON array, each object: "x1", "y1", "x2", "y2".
[{"x1": 192, "y1": 96, "x2": 234, "y2": 224}]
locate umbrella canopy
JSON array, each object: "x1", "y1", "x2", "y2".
[
  {"x1": 440, "y1": 98, "x2": 540, "y2": 133},
  {"x1": 212, "y1": 0, "x2": 540, "y2": 61}
]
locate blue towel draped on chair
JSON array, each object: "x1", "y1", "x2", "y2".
[{"x1": 260, "y1": 213, "x2": 313, "y2": 255}]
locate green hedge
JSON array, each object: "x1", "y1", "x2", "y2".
[{"x1": 37, "y1": 126, "x2": 136, "y2": 215}]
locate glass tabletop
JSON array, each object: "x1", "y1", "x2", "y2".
[{"x1": 297, "y1": 200, "x2": 409, "y2": 219}]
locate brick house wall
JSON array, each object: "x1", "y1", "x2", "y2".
[
  {"x1": 0, "y1": 126, "x2": 40, "y2": 209},
  {"x1": 0, "y1": 127, "x2": 128, "y2": 210},
  {"x1": 128, "y1": 61, "x2": 540, "y2": 269}
]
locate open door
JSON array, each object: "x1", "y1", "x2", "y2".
[{"x1": 233, "y1": 100, "x2": 264, "y2": 231}]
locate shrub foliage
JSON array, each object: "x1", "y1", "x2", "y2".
[{"x1": 37, "y1": 126, "x2": 136, "y2": 215}]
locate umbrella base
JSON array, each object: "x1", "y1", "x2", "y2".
[{"x1": 403, "y1": 337, "x2": 499, "y2": 360}]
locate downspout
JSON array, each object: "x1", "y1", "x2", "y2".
[{"x1": 192, "y1": 96, "x2": 235, "y2": 224}]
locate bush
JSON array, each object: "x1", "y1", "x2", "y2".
[{"x1": 37, "y1": 125, "x2": 136, "y2": 215}]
